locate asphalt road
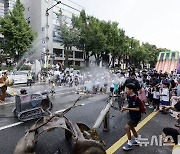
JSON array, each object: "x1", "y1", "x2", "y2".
[
  {"x1": 0, "y1": 85, "x2": 177, "y2": 154},
  {"x1": 4, "y1": 83, "x2": 83, "y2": 104}
]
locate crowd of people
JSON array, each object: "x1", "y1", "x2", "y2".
[
  {"x1": 118, "y1": 69, "x2": 180, "y2": 153},
  {"x1": 0, "y1": 66, "x2": 180, "y2": 153}
]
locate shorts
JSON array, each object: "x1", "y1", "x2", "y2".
[
  {"x1": 153, "y1": 98, "x2": 160, "y2": 105},
  {"x1": 161, "y1": 101, "x2": 169, "y2": 106},
  {"x1": 174, "y1": 102, "x2": 180, "y2": 112},
  {"x1": 148, "y1": 95, "x2": 153, "y2": 102},
  {"x1": 110, "y1": 87, "x2": 114, "y2": 93},
  {"x1": 127, "y1": 120, "x2": 139, "y2": 128}
]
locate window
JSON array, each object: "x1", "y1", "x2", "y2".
[
  {"x1": 75, "y1": 51, "x2": 83, "y2": 59},
  {"x1": 53, "y1": 48, "x2": 63, "y2": 57},
  {"x1": 68, "y1": 60, "x2": 73, "y2": 66},
  {"x1": 53, "y1": 29, "x2": 62, "y2": 43},
  {"x1": 75, "y1": 61, "x2": 80, "y2": 66},
  {"x1": 69, "y1": 51, "x2": 73, "y2": 58}
]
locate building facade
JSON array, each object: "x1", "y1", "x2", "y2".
[
  {"x1": 0, "y1": 0, "x2": 4, "y2": 40},
  {"x1": 0, "y1": 0, "x2": 17, "y2": 30},
  {"x1": 0, "y1": 0, "x2": 4, "y2": 17},
  {"x1": 0, "y1": 0, "x2": 17, "y2": 40},
  {"x1": 4, "y1": 0, "x2": 16, "y2": 14},
  {"x1": 21, "y1": 0, "x2": 85, "y2": 66}
]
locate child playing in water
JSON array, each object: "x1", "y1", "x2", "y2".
[{"x1": 50, "y1": 81, "x2": 55, "y2": 95}]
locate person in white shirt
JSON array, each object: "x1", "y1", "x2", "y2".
[
  {"x1": 160, "y1": 83, "x2": 170, "y2": 105},
  {"x1": 159, "y1": 83, "x2": 170, "y2": 113},
  {"x1": 152, "y1": 86, "x2": 160, "y2": 111}
]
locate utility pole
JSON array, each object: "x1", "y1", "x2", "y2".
[
  {"x1": 44, "y1": 0, "x2": 81, "y2": 69},
  {"x1": 44, "y1": 1, "x2": 61, "y2": 69}
]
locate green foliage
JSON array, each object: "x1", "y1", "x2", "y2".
[
  {"x1": 0, "y1": 0, "x2": 36, "y2": 61},
  {"x1": 61, "y1": 10, "x2": 169, "y2": 68},
  {"x1": 16, "y1": 65, "x2": 31, "y2": 70},
  {"x1": 72, "y1": 65, "x2": 84, "y2": 70},
  {"x1": 0, "y1": 65, "x2": 14, "y2": 71},
  {"x1": 57, "y1": 10, "x2": 81, "y2": 67}
]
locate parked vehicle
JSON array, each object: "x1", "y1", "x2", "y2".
[
  {"x1": 8, "y1": 71, "x2": 28, "y2": 85},
  {"x1": 8, "y1": 71, "x2": 36, "y2": 85}
]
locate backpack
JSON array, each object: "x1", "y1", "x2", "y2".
[{"x1": 134, "y1": 95, "x2": 146, "y2": 114}]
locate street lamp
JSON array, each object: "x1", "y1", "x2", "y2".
[
  {"x1": 45, "y1": 1, "x2": 61, "y2": 53},
  {"x1": 44, "y1": 1, "x2": 61, "y2": 69},
  {"x1": 44, "y1": 0, "x2": 81, "y2": 69}
]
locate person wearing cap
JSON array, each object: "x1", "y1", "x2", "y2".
[{"x1": 162, "y1": 127, "x2": 180, "y2": 154}]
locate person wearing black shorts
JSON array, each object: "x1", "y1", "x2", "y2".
[{"x1": 121, "y1": 83, "x2": 141, "y2": 151}]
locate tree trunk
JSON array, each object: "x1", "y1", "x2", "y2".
[
  {"x1": 85, "y1": 57, "x2": 89, "y2": 67},
  {"x1": 125, "y1": 55, "x2": 128, "y2": 68},
  {"x1": 112, "y1": 57, "x2": 115, "y2": 68},
  {"x1": 85, "y1": 51, "x2": 89, "y2": 67},
  {"x1": 108, "y1": 58, "x2": 112, "y2": 68},
  {"x1": 95, "y1": 54, "x2": 102, "y2": 67},
  {"x1": 118, "y1": 56, "x2": 121, "y2": 68},
  {"x1": 64, "y1": 46, "x2": 69, "y2": 67}
]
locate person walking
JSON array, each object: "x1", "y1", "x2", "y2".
[
  {"x1": 27, "y1": 71, "x2": 32, "y2": 86},
  {"x1": 0, "y1": 72, "x2": 8, "y2": 103},
  {"x1": 121, "y1": 83, "x2": 141, "y2": 151}
]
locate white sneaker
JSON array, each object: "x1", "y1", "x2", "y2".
[
  {"x1": 145, "y1": 103, "x2": 149, "y2": 106},
  {"x1": 148, "y1": 105, "x2": 153, "y2": 108},
  {"x1": 131, "y1": 140, "x2": 140, "y2": 146},
  {"x1": 123, "y1": 143, "x2": 132, "y2": 151}
]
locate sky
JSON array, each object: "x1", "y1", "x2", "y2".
[{"x1": 71, "y1": 0, "x2": 180, "y2": 51}]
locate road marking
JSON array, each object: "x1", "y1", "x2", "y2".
[
  {"x1": 0, "y1": 102, "x2": 14, "y2": 106},
  {"x1": 106, "y1": 111, "x2": 159, "y2": 154},
  {"x1": 0, "y1": 122, "x2": 23, "y2": 131},
  {"x1": 0, "y1": 103, "x2": 85, "y2": 131},
  {"x1": 0, "y1": 91, "x2": 77, "y2": 106},
  {"x1": 54, "y1": 91, "x2": 76, "y2": 97}
]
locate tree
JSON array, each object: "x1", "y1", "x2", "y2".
[
  {"x1": 71, "y1": 11, "x2": 165, "y2": 69},
  {"x1": 57, "y1": 10, "x2": 81, "y2": 67},
  {"x1": 101, "y1": 21, "x2": 125, "y2": 67},
  {"x1": 72, "y1": 10, "x2": 91, "y2": 67},
  {"x1": 0, "y1": 0, "x2": 36, "y2": 62},
  {"x1": 73, "y1": 14, "x2": 106, "y2": 66},
  {"x1": 87, "y1": 17, "x2": 106, "y2": 66}
]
